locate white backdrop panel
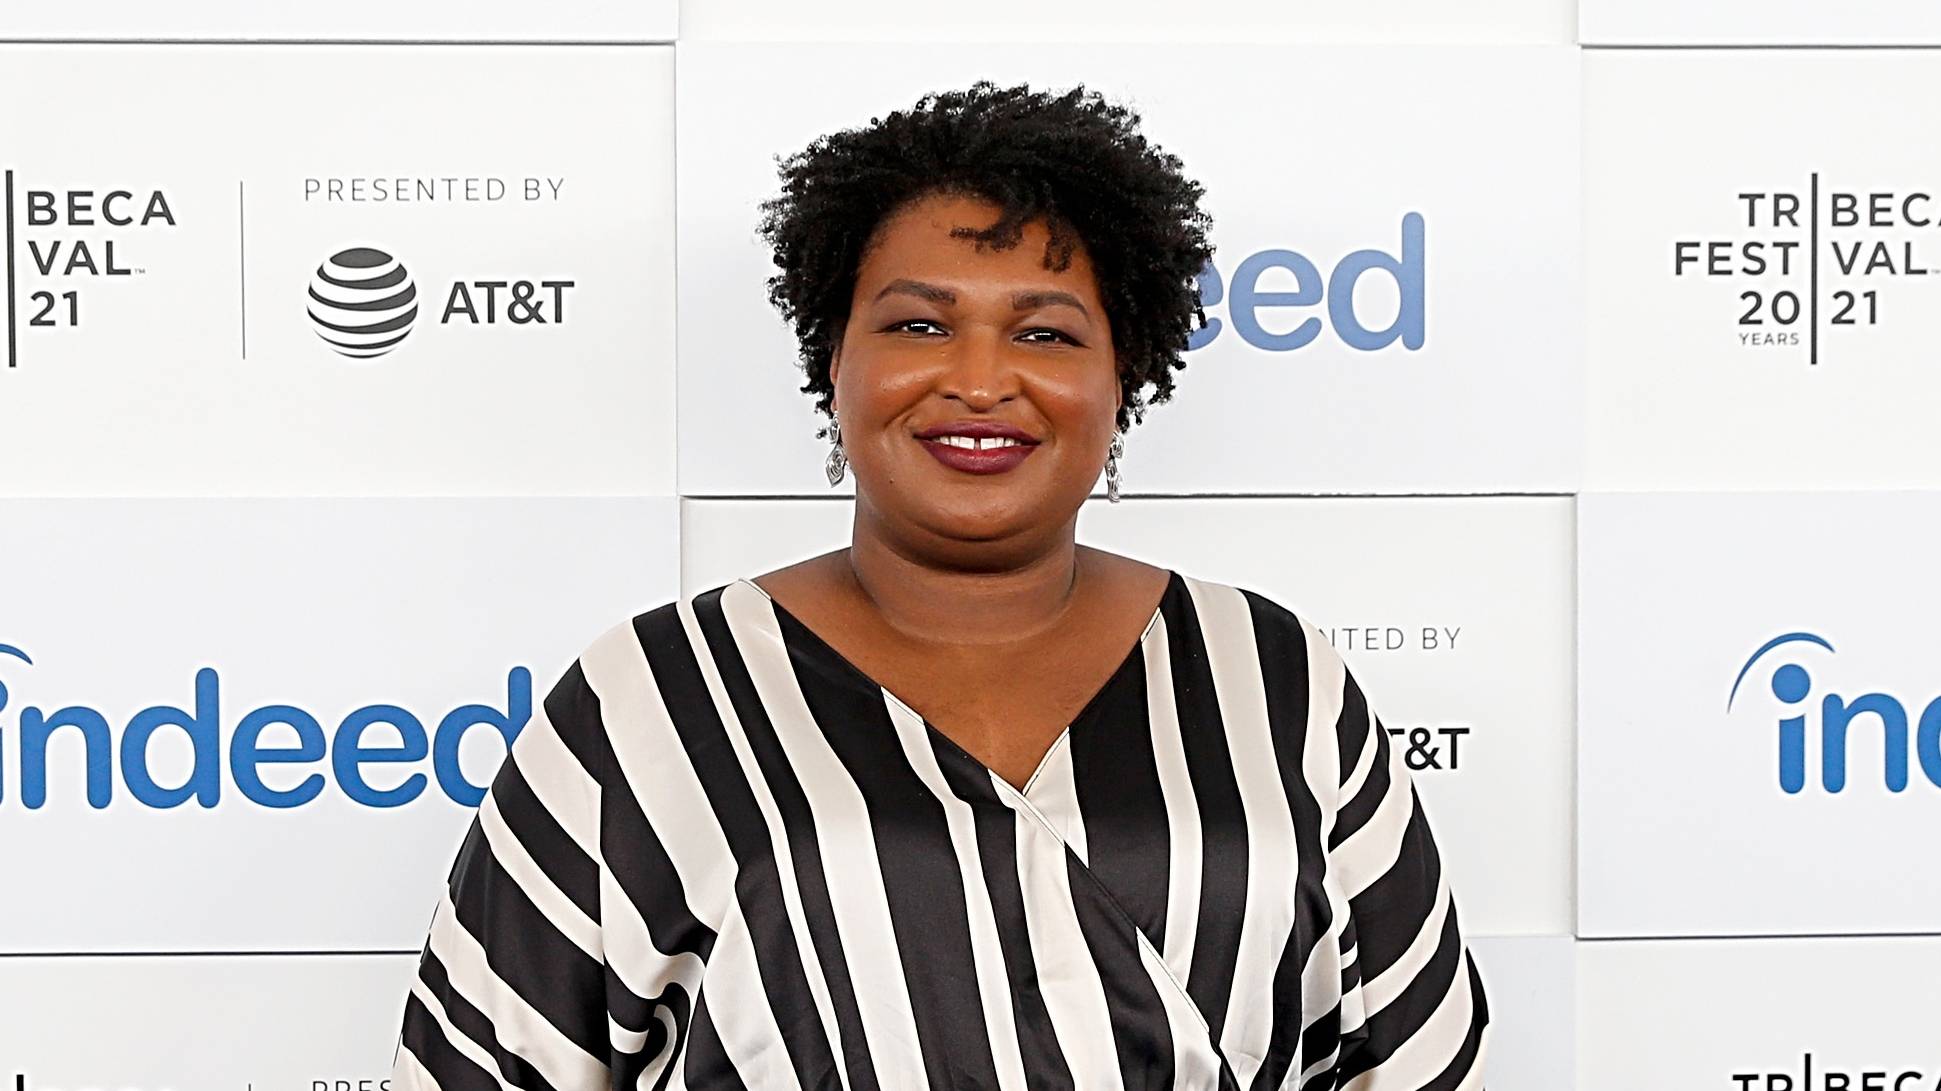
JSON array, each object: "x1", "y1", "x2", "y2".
[
  {"x1": 681, "y1": 0, "x2": 1570, "y2": 44},
  {"x1": 1580, "y1": 0, "x2": 1941, "y2": 44},
  {"x1": 1579, "y1": 491, "x2": 1941, "y2": 938},
  {"x1": 0, "y1": 496, "x2": 677, "y2": 952},
  {"x1": 0, "y1": 45, "x2": 674, "y2": 496},
  {"x1": 1587, "y1": 51, "x2": 1941, "y2": 490},
  {"x1": 1579, "y1": 936, "x2": 1941, "y2": 1088},
  {"x1": 0, "y1": 2, "x2": 675, "y2": 41},
  {"x1": 0, "y1": 954, "x2": 417, "y2": 1087},
  {"x1": 1468, "y1": 936, "x2": 1575, "y2": 1091},
  {"x1": 681, "y1": 495, "x2": 1574, "y2": 936},
  {"x1": 676, "y1": 43, "x2": 1581, "y2": 497}
]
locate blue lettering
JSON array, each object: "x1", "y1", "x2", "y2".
[
  {"x1": 1771, "y1": 662, "x2": 1811, "y2": 794},
  {"x1": 334, "y1": 705, "x2": 429, "y2": 808},
  {"x1": 22, "y1": 706, "x2": 114, "y2": 808},
  {"x1": 1735, "y1": 634, "x2": 1941, "y2": 794},
  {"x1": 231, "y1": 705, "x2": 328, "y2": 808},
  {"x1": 1227, "y1": 249, "x2": 1323, "y2": 351},
  {"x1": 1820, "y1": 692, "x2": 1910, "y2": 793},
  {"x1": 121, "y1": 666, "x2": 223, "y2": 808},
  {"x1": 434, "y1": 667, "x2": 532, "y2": 808},
  {"x1": 1189, "y1": 213, "x2": 1428, "y2": 353},
  {"x1": 0, "y1": 650, "x2": 535, "y2": 810},
  {"x1": 1331, "y1": 212, "x2": 1427, "y2": 351},
  {"x1": 1918, "y1": 698, "x2": 1941, "y2": 787}
]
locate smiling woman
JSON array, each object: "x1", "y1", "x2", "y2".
[{"x1": 391, "y1": 81, "x2": 1491, "y2": 1091}]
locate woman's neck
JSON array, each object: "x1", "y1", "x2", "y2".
[{"x1": 842, "y1": 511, "x2": 1090, "y2": 650}]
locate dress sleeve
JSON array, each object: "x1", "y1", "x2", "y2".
[
  {"x1": 1322, "y1": 654, "x2": 1492, "y2": 1089},
  {"x1": 391, "y1": 659, "x2": 617, "y2": 1091}
]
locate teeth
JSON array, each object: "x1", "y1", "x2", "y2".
[{"x1": 934, "y1": 435, "x2": 1022, "y2": 449}]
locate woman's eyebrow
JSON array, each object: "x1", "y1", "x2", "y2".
[
  {"x1": 1010, "y1": 289, "x2": 1089, "y2": 318},
  {"x1": 872, "y1": 279, "x2": 1091, "y2": 319},
  {"x1": 874, "y1": 278, "x2": 955, "y2": 304}
]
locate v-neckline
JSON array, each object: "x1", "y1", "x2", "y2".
[{"x1": 735, "y1": 571, "x2": 1179, "y2": 798}]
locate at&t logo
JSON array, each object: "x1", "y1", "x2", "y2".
[
  {"x1": 307, "y1": 246, "x2": 420, "y2": 359},
  {"x1": 304, "y1": 242, "x2": 575, "y2": 360},
  {"x1": 1728, "y1": 632, "x2": 1941, "y2": 794}
]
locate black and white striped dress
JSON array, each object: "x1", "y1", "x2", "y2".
[{"x1": 391, "y1": 570, "x2": 1491, "y2": 1091}]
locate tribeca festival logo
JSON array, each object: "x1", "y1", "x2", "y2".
[
  {"x1": 1190, "y1": 213, "x2": 1425, "y2": 353},
  {"x1": 1, "y1": 169, "x2": 178, "y2": 368},
  {"x1": 0, "y1": 641, "x2": 531, "y2": 809},
  {"x1": 1730, "y1": 1051, "x2": 1940, "y2": 1090},
  {"x1": 1728, "y1": 632, "x2": 1941, "y2": 794},
  {"x1": 1672, "y1": 175, "x2": 1939, "y2": 363}
]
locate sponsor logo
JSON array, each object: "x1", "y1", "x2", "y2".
[
  {"x1": 1190, "y1": 213, "x2": 1426, "y2": 353},
  {"x1": 1672, "y1": 175, "x2": 1939, "y2": 362},
  {"x1": 1728, "y1": 632, "x2": 1941, "y2": 793},
  {"x1": 301, "y1": 241, "x2": 576, "y2": 361},
  {"x1": 307, "y1": 246, "x2": 420, "y2": 359},
  {"x1": 1387, "y1": 724, "x2": 1470, "y2": 772},
  {"x1": 0, "y1": 171, "x2": 574, "y2": 368},
  {"x1": 1, "y1": 170, "x2": 179, "y2": 367},
  {"x1": 0, "y1": 642, "x2": 530, "y2": 809}
]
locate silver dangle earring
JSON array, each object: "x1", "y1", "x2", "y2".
[
  {"x1": 1105, "y1": 431, "x2": 1125, "y2": 503},
  {"x1": 824, "y1": 411, "x2": 848, "y2": 487}
]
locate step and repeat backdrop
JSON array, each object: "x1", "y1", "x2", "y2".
[{"x1": 1, "y1": 2, "x2": 1937, "y2": 1088}]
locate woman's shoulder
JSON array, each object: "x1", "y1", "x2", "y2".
[
  {"x1": 1072, "y1": 546, "x2": 1312, "y2": 634},
  {"x1": 1163, "y1": 566, "x2": 1329, "y2": 648},
  {"x1": 582, "y1": 577, "x2": 774, "y2": 662},
  {"x1": 532, "y1": 582, "x2": 777, "y2": 754},
  {"x1": 1165, "y1": 569, "x2": 1370, "y2": 701}
]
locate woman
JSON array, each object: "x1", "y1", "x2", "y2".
[{"x1": 391, "y1": 82, "x2": 1490, "y2": 1090}]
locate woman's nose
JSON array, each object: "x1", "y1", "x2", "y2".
[{"x1": 936, "y1": 326, "x2": 1020, "y2": 409}]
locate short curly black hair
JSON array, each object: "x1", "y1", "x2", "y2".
[{"x1": 756, "y1": 80, "x2": 1215, "y2": 435}]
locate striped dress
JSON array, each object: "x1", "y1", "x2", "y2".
[{"x1": 391, "y1": 570, "x2": 1491, "y2": 1091}]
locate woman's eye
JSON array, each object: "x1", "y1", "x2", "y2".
[
  {"x1": 1020, "y1": 328, "x2": 1077, "y2": 345},
  {"x1": 882, "y1": 321, "x2": 1076, "y2": 344}
]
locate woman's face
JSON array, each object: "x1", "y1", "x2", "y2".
[{"x1": 830, "y1": 191, "x2": 1120, "y2": 557}]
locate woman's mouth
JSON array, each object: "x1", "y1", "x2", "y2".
[{"x1": 914, "y1": 424, "x2": 1041, "y2": 475}]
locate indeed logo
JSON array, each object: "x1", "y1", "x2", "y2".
[
  {"x1": 1728, "y1": 632, "x2": 1941, "y2": 794},
  {"x1": 0, "y1": 643, "x2": 530, "y2": 810},
  {"x1": 1189, "y1": 213, "x2": 1425, "y2": 353}
]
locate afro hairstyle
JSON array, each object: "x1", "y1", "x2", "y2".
[{"x1": 755, "y1": 80, "x2": 1215, "y2": 435}]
